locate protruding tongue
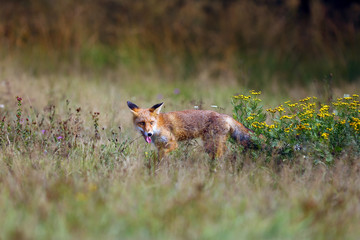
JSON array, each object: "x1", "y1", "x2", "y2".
[{"x1": 145, "y1": 136, "x2": 152, "y2": 143}]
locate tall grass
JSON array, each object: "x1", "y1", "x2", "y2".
[{"x1": 0, "y1": 69, "x2": 359, "y2": 239}]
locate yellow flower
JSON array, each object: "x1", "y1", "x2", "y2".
[
  {"x1": 321, "y1": 133, "x2": 329, "y2": 140},
  {"x1": 276, "y1": 105, "x2": 285, "y2": 113},
  {"x1": 280, "y1": 115, "x2": 295, "y2": 120},
  {"x1": 246, "y1": 116, "x2": 254, "y2": 121},
  {"x1": 319, "y1": 104, "x2": 330, "y2": 112},
  {"x1": 250, "y1": 90, "x2": 261, "y2": 95},
  {"x1": 287, "y1": 103, "x2": 298, "y2": 108},
  {"x1": 284, "y1": 128, "x2": 290, "y2": 133},
  {"x1": 266, "y1": 108, "x2": 277, "y2": 113},
  {"x1": 299, "y1": 97, "x2": 311, "y2": 102}
]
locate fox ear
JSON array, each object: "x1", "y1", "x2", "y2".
[
  {"x1": 150, "y1": 102, "x2": 164, "y2": 114},
  {"x1": 127, "y1": 101, "x2": 139, "y2": 115}
]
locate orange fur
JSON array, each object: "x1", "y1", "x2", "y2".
[{"x1": 127, "y1": 101, "x2": 252, "y2": 159}]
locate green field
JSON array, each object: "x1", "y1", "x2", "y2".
[{"x1": 0, "y1": 60, "x2": 359, "y2": 240}]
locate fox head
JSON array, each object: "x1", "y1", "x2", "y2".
[{"x1": 127, "y1": 101, "x2": 164, "y2": 144}]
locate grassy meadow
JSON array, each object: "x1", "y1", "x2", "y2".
[
  {"x1": 0, "y1": 58, "x2": 359, "y2": 240},
  {"x1": 1, "y1": 1, "x2": 360, "y2": 239}
]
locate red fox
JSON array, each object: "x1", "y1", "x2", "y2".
[{"x1": 127, "y1": 101, "x2": 253, "y2": 159}]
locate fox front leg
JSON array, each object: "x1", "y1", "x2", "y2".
[{"x1": 156, "y1": 140, "x2": 178, "y2": 160}]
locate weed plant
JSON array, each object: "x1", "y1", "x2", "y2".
[{"x1": 233, "y1": 91, "x2": 360, "y2": 164}]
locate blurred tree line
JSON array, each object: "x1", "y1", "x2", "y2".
[{"x1": 1, "y1": 0, "x2": 359, "y2": 82}]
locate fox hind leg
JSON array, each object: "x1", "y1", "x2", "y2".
[{"x1": 203, "y1": 134, "x2": 227, "y2": 160}]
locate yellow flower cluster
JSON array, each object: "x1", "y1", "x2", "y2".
[
  {"x1": 287, "y1": 103, "x2": 298, "y2": 108},
  {"x1": 300, "y1": 103, "x2": 316, "y2": 110},
  {"x1": 233, "y1": 94, "x2": 251, "y2": 101},
  {"x1": 350, "y1": 117, "x2": 360, "y2": 132},
  {"x1": 266, "y1": 105, "x2": 285, "y2": 113},
  {"x1": 333, "y1": 95, "x2": 360, "y2": 110},
  {"x1": 296, "y1": 123, "x2": 311, "y2": 131},
  {"x1": 299, "y1": 97, "x2": 311, "y2": 102},
  {"x1": 299, "y1": 109, "x2": 315, "y2": 119},
  {"x1": 251, "y1": 121, "x2": 276, "y2": 130},
  {"x1": 317, "y1": 104, "x2": 334, "y2": 118},
  {"x1": 280, "y1": 115, "x2": 295, "y2": 120},
  {"x1": 246, "y1": 116, "x2": 255, "y2": 121},
  {"x1": 250, "y1": 90, "x2": 262, "y2": 95},
  {"x1": 321, "y1": 132, "x2": 329, "y2": 140},
  {"x1": 251, "y1": 121, "x2": 267, "y2": 129}
]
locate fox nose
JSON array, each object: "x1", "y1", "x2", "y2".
[{"x1": 147, "y1": 132, "x2": 153, "y2": 137}]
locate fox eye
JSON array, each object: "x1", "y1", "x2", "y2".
[
  {"x1": 150, "y1": 121, "x2": 154, "y2": 125},
  {"x1": 138, "y1": 122, "x2": 145, "y2": 126}
]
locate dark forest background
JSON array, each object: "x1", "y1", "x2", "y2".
[{"x1": 1, "y1": 0, "x2": 360, "y2": 86}]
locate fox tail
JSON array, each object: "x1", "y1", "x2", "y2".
[{"x1": 226, "y1": 117, "x2": 255, "y2": 148}]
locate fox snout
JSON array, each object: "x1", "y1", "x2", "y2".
[{"x1": 142, "y1": 129, "x2": 153, "y2": 143}]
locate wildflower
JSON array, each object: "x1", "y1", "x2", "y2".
[
  {"x1": 276, "y1": 105, "x2": 285, "y2": 113},
  {"x1": 353, "y1": 94, "x2": 359, "y2": 98},
  {"x1": 319, "y1": 105, "x2": 330, "y2": 112},
  {"x1": 266, "y1": 108, "x2": 277, "y2": 113},
  {"x1": 350, "y1": 118, "x2": 360, "y2": 131},
  {"x1": 41, "y1": 130, "x2": 46, "y2": 134},
  {"x1": 287, "y1": 103, "x2": 298, "y2": 108},
  {"x1": 280, "y1": 115, "x2": 294, "y2": 120},
  {"x1": 0, "y1": 104, "x2": 4, "y2": 108},
  {"x1": 246, "y1": 116, "x2": 254, "y2": 121},
  {"x1": 299, "y1": 97, "x2": 311, "y2": 102},
  {"x1": 57, "y1": 136, "x2": 63, "y2": 140},
  {"x1": 251, "y1": 121, "x2": 265, "y2": 129},
  {"x1": 284, "y1": 128, "x2": 290, "y2": 133},
  {"x1": 174, "y1": 88, "x2": 180, "y2": 95},
  {"x1": 250, "y1": 90, "x2": 261, "y2": 95},
  {"x1": 322, "y1": 133, "x2": 329, "y2": 140}
]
